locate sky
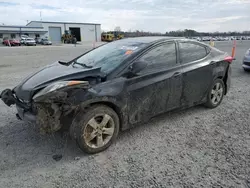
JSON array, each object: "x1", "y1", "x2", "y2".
[{"x1": 0, "y1": 0, "x2": 249, "y2": 33}]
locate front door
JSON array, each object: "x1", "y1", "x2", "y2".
[{"x1": 125, "y1": 42, "x2": 183, "y2": 124}]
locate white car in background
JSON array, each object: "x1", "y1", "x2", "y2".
[
  {"x1": 20, "y1": 35, "x2": 29, "y2": 44},
  {"x1": 24, "y1": 38, "x2": 36, "y2": 46},
  {"x1": 202, "y1": 36, "x2": 210, "y2": 41}
]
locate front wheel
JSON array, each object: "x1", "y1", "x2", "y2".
[
  {"x1": 204, "y1": 79, "x2": 225, "y2": 108},
  {"x1": 70, "y1": 105, "x2": 120, "y2": 154}
]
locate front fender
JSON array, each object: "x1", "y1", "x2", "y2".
[{"x1": 67, "y1": 85, "x2": 129, "y2": 130}]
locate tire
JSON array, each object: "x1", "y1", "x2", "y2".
[
  {"x1": 70, "y1": 105, "x2": 120, "y2": 154},
  {"x1": 204, "y1": 79, "x2": 225, "y2": 108},
  {"x1": 243, "y1": 68, "x2": 250, "y2": 72}
]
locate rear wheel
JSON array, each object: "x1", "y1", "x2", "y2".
[
  {"x1": 70, "y1": 105, "x2": 120, "y2": 154},
  {"x1": 204, "y1": 79, "x2": 225, "y2": 108}
]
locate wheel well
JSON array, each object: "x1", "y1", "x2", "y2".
[
  {"x1": 61, "y1": 101, "x2": 123, "y2": 132},
  {"x1": 217, "y1": 75, "x2": 227, "y2": 95},
  {"x1": 89, "y1": 101, "x2": 123, "y2": 129}
]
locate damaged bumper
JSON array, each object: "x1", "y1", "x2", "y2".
[
  {"x1": 16, "y1": 105, "x2": 36, "y2": 122},
  {"x1": 0, "y1": 88, "x2": 36, "y2": 122},
  {"x1": 1, "y1": 81, "x2": 89, "y2": 133}
]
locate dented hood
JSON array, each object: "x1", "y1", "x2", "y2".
[{"x1": 14, "y1": 61, "x2": 101, "y2": 101}]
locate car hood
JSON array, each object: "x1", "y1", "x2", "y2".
[{"x1": 14, "y1": 61, "x2": 102, "y2": 101}]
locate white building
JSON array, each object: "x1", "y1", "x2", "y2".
[{"x1": 0, "y1": 21, "x2": 101, "y2": 43}]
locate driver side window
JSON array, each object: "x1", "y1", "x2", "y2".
[{"x1": 137, "y1": 42, "x2": 177, "y2": 74}]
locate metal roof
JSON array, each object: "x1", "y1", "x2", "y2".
[
  {"x1": 0, "y1": 25, "x2": 43, "y2": 29},
  {"x1": 0, "y1": 30, "x2": 46, "y2": 34},
  {"x1": 27, "y1": 21, "x2": 101, "y2": 26}
]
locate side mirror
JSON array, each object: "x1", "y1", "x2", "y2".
[{"x1": 129, "y1": 60, "x2": 148, "y2": 75}]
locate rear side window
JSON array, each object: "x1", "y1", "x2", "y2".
[{"x1": 179, "y1": 42, "x2": 207, "y2": 64}]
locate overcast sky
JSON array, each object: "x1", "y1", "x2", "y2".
[{"x1": 0, "y1": 0, "x2": 249, "y2": 32}]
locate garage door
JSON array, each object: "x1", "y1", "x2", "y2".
[{"x1": 49, "y1": 27, "x2": 61, "y2": 42}]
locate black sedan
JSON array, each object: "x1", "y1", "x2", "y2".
[{"x1": 0, "y1": 37, "x2": 233, "y2": 154}]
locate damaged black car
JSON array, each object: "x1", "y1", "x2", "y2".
[{"x1": 0, "y1": 37, "x2": 233, "y2": 154}]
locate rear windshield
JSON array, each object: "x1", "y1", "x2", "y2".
[{"x1": 75, "y1": 40, "x2": 148, "y2": 73}]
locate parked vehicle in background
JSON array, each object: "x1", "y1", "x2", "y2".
[
  {"x1": 20, "y1": 35, "x2": 29, "y2": 44},
  {"x1": 41, "y1": 38, "x2": 52, "y2": 45},
  {"x1": 236, "y1": 36, "x2": 242, "y2": 40},
  {"x1": 35, "y1": 37, "x2": 42, "y2": 44},
  {"x1": 0, "y1": 37, "x2": 233, "y2": 154},
  {"x1": 5, "y1": 39, "x2": 21, "y2": 46},
  {"x1": 190, "y1": 37, "x2": 201, "y2": 41},
  {"x1": 202, "y1": 37, "x2": 210, "y2": 41},
  {"x1": 2, "y1": 37, "x2": 9, "y2": 45},
  {"x1": 21, "y1": 35, "x2": 29, "y2": 39},
  {"x1": 20, "y1": 38, "x2": 26, "y2": 44},
  {"x1": 242, "y1": 48, "x2": 250, "y2": 71},
  {"x1": 196, "y1": 37, "x2": 201, "y2": 41},
  {"x1": 24, "y1": 38, "x2": 36, "y2": 46},
  {"x1": 230, "y1": 36, "x2": 236, "y2": 40}
]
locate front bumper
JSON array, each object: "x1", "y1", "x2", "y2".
[
  {"x1": 16, "y1": 105, "x2": 36, "y2": 122},
  {"x1": 242, "y1": 61, "x2": 250, "y2": 69},
  {"x1": 0, "y1": 88, "x2": 36, "y2": 122}
]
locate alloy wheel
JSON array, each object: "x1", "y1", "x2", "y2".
[
  {"x1": 211, "y1": 82, "x2": 223, "y2": 105},
  {"x1": 83, "y1": 114, "x2": 115, "y2": 149}
]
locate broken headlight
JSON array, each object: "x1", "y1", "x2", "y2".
[{"x1": 33, "y1": 81, "x2": 89, "y2": 100}]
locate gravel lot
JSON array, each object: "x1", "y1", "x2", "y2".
[{"x1": 0, "y1": 41, "x2": 250, "y2": 188}]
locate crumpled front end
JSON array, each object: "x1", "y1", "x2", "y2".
[{"x1": 1, "y1": 81, "x2": 90, "y2": 134}]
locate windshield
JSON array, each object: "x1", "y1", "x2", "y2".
[{"x1": 74, "y1": 40, "x2": 147, "y2": 73}]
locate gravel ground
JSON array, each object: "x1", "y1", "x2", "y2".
[{"x1": 0, "y1": 41, "x2": 250, "y2": 188}]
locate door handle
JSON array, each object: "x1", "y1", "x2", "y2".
[{"x1": 172, "y1": 72, "x2": 181, "y2": 77}]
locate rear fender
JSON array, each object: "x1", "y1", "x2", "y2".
[
  {"x1": 212, "y1": 61, "x2": 228, "y2": 80},
  {"x1": 212, "y1": 61, "x2": 230, "y2": 94}
]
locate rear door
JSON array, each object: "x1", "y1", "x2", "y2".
[
  {"x1": 177, "y1": 41, "x2": 213, "y2": 107},
  {"x1": 125, "y1": 41, "x2": 183, "y2": 124}
]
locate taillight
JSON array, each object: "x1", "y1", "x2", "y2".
[{"x1": 224, "y1": 56, "x2": 234, "y2": 63}]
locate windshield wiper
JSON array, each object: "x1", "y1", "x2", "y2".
[
  {"x1": 58, "y1": 61, "x2": 69, "y2": 66},
  {"x1": 72, "y1": 61, "x2": 93, "y2": 68}
]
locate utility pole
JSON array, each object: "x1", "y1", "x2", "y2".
[{"x1": 40, "y1": 11, "x2": 42, "y2": 21}]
